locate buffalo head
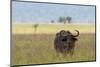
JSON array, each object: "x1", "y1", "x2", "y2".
[{"x1": 54, "y1": 30, "x2": 79, "y2": 56}]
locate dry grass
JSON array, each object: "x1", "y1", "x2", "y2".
[
  {"x1": 12, "y1": 33, "x2": 96, "y2": 65},
  {"x1": 12, "y1": 23, "x2": 95, "y2": 34}
]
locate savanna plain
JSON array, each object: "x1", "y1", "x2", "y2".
[{"x1": 12, "y1": 23, "x2": 96, "y2": 65}]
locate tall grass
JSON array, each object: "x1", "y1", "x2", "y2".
[{"x1": 12, "y1": 34, "x2": 95, "y2": 65}]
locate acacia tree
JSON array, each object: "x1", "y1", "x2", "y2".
[
  {"x1": 63, "y1": 17, "x2": 67, "y2": 24},
  {"x1": 58, "y1": 16, "x2": 72, "y2": 24},
  {"x1": 66, "y1": 16, "x2": 72, "y2": 23},
  {"x1": 58, "y1": 16, "x2": 67, "y2": 24},
  {"x1": 51, "y1": 20, "x2": 55, "y2": 23},
  {"x1": 33, "y1": 24, "x2": 39, "y2": 33},
  {"x1": 58, "y1": 16, "x2": 63, "y2": 23}
]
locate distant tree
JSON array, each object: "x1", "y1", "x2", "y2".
[
  {"x1": 58, "y1": 16, "x2": 67, "y2": 24},
  {"x1": 58, "y1": 16, "x2": 63, "y2": 23},
  {"x1": 63, "y1": 17, "x2": 67, "y2": 24},
  {"x1": 51, "y1": 20, "x2": 55, "y2": 23},
  {"x1": 33, "y1": 24, "x2": 39, "y2": 33},
  {"x1": 66, "y1": 16, "x2": 72, "y2": 23}
]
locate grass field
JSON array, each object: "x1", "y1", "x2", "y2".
[
  {"x1": 12, "y1": 23, "x2": 95, "y2": 34},
  {"x1": 12, "y1": 23, "x2": 96, "y2": 65}
]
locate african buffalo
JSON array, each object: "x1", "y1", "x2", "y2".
[{"x1": 54, "y1": 30, "x2": 79, "y2": 56}]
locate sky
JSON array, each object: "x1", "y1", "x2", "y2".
[{"x1": 12, "y1": 1, "x2": 96, "y2": 23}]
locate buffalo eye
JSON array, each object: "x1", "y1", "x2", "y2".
[{"x1": 72, "y1": 37, "x2": 77, "y2": 41}]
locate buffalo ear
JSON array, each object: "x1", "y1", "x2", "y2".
[
  {"x1": 56, "y1": 33, "x2": 60, "y2": 37},
  {"x1": 72, "y1": 37, "x2": 77, "y2": 41}
]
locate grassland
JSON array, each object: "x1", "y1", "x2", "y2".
[
  {"x1": 12, "y1": 23, "x2": 95, "y2": 34},
  {"x1": 12, "y1": 23, "x2": 96, "y2": 65}
]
